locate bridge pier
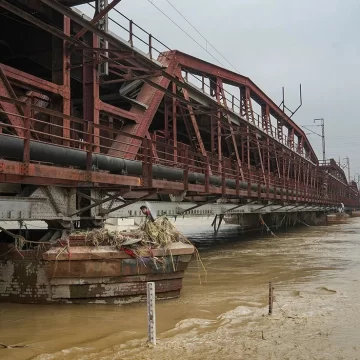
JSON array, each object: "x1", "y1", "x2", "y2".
[
  {"x1": 211, "y1": 214, "x2": 225, "y2": 235},
  {"x1": 222, "y1": 210, "x2": 327, "y2": 232}
]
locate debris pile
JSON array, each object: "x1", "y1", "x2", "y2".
[
  {"x1": 82, "y1": 217, "x2": 190, "y2": 252},
  {"x1": 77, "y1": 217, "x2": 202, "y2": 273}
]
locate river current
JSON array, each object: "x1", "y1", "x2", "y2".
[{"x1": 1, "y1": 218, "x2": 360, "y2": 359}]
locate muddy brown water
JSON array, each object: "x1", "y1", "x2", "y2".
[{"x1": 1, "y1": 218, "x2": 360, "y2": 360}]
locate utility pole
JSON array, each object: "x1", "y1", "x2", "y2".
[
  {"x1": 314, "y1": 118, "x2": 325, "y2": 162},
  {"x1": 344, "y1": 157, "x2": 350, "y2": 183},
  {"x1": 354, "y1": 174, "x2": 360, "y2": 188},
  {"x1": 302, "y1": 118, "x2": 325, "y2": 163}
]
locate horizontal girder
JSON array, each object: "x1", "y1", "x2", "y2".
[{"x1": 0, "y1": 193, "x2": 333, "y2": 222}]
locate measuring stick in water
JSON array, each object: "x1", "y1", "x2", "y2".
[
  {"x1": 268, "y1": 282, "x2": 274, "y2": 315},
  {"x1": 147, "y1": 282, "x2": 156, "y2": 345}
]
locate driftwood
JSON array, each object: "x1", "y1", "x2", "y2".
[{"x1": 0, "y1": 342, "x2": 28, "y2": 348}]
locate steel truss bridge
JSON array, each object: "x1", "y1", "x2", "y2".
[{"x1": 0, "y1": 0, "x2": 358, "y2": 231}]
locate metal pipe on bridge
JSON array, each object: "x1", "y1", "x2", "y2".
[{"x1": 0, "y1": 134, "x2": 292, "y2": 196}]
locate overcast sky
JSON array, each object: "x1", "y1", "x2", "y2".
[{"x1": 80, "y1": 0, "x2": 360, "y2": 181}]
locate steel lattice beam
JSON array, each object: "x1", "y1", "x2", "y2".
[{"x1": 73, "y1": 0, "x2": 122, "y2": 40}]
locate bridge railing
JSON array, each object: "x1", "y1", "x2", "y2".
[
  {"x1": 0, "y1": 94, "x2": 357, "y2": 206},
  {"x1": 83, "y1": 3, "x2": 172, "y2": 61}
]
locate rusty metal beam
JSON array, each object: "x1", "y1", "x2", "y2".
[
  {"x1": 0, "y1": 94, "x2": 145, "y2": 143},
  {"x1": 101, "y1": 189, "x2": 157, "y2": 214},
  {"x1": 217, "y1": 78, "x2": 244, "y2": 180},
  {"x1": 1, "y1": 64, "x2": 62, "y2": 95},
  {"x1": 178, "y1": 106, "x2": 198, "y2": 154},
  {"x1": 82, "y1": 32, "x2": 100, "y2": 153},
  {"x1": 0, "y1": 159, "x2": 141, "y2": 187},
  {"x1": 181, "y1": 87, "x2": 207, "y2": 158},
  {"x1": 103, "y1": 71, "x2": 162, "y2": 84},
  {"x1": 143, "y1": 77, "x2": 209, "y2": 113},
  {"x1": 108, "y1": 58, "x2": 179, "y2": 159},
  {"x1": 0, "y1": 67, "x2": 24, "y2": 137},
  {"x1": 70, "y1": 189, "x2": 127, "y2": 216},
  {"x1": 63, "y1": 16, "x2": 71, "y2": 145},
  {"x1": 146, "y1": 132, "x2": 158, "y2": 159},
  {"x1": 99, "y1": 100, "x2": 138, "y2": 122},
  {"x1": 172, "y1": 83, "x2": 178, "y2": 163},
  {"x1": 109, "y1": 64, "x2": 155, "y2": 73},
  {"x1": 73, "y1": 0, "x2": 122, "y2": 40}
]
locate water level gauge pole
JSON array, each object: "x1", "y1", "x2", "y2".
[
  {"x1": 147, "y1": 282, "x2": 156, "y2": 345},
  {"x1": 268, "y1": 282, "x2": 274, "y2": 315}
]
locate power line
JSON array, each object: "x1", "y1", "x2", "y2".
[
  {"x1": 146, "y1": 0, "x2": 226, "y2": 67},
  {"x1": 164, "y1": 0, "x2": 240, "y2": 73}
]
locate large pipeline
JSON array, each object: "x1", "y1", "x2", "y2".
[{"x1": 0, "y1": 135, "x2": 292, "y2": 196}]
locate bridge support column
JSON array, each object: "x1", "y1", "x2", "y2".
[{"x1": 211, "y1": 214, "x2": 224, "y2": 235}]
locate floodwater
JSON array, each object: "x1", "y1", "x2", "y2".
[{"x1": 1, "y1": 218, "x2": 360, "y2": 360}]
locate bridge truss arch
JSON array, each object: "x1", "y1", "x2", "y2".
[{"x1": 0, "y1": 0, "x2": 358, "y2": 229}]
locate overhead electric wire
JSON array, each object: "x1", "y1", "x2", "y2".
[
  {"x1": 146, "y1": 0, "x2": 226, "y2": 68},
  {"x1": 164, "y1": 0, "x2": 240, "y2": 73},
  {"x1": 98, "y1": 0, "x2": 238, "y2": 73}
]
